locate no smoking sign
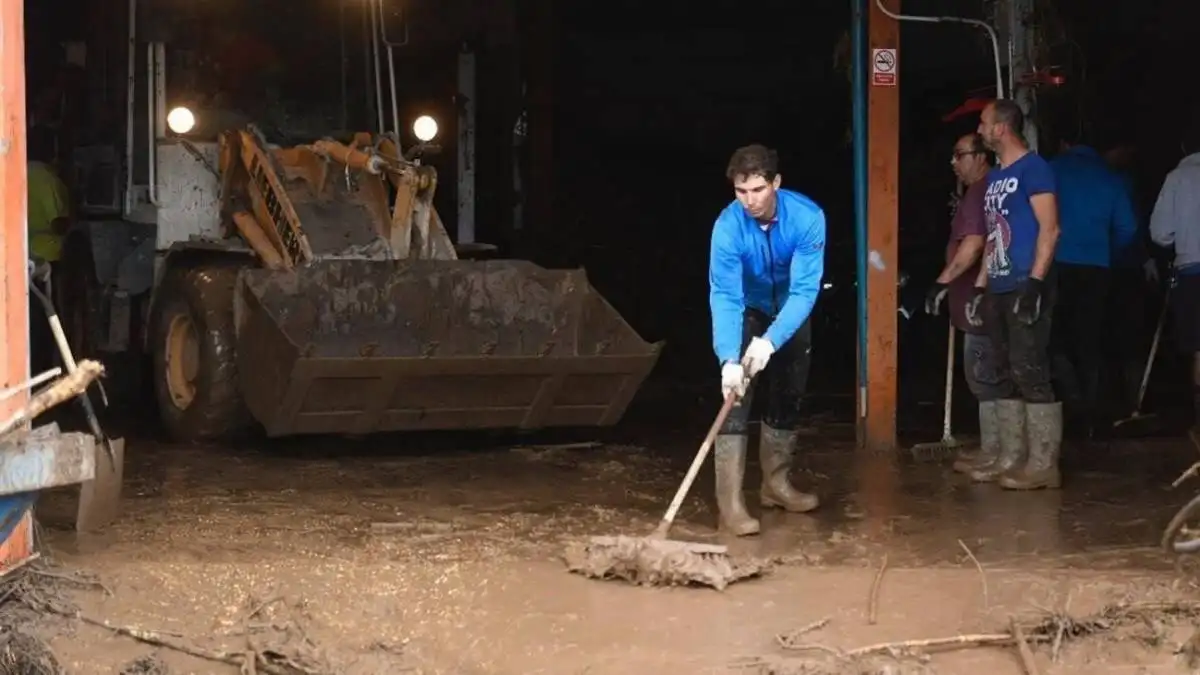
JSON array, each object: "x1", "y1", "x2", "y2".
[{"x1": 872, "y1": 48, "x2": 897, "y2": 87}]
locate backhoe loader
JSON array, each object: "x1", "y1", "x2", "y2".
[{"x1": 64, "y1": 0, "x2": 661, "y2": 442}]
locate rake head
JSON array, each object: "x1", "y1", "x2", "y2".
[{"x1": 563, "y1": 535, "x2": 768, "y2": 591}]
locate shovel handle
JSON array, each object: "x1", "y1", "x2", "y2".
[{"x1": 654, "y1": 392, "x2": 739, "y2": 536}]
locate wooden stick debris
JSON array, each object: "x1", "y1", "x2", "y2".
[
  {"x1": 1010, "y1": 617, "x2": 1042, "y2": 675},
  {"x1": 958, "y1": 538, "x2": 989, "y2": 609},
  {"x1": 0, "y1": 360, "x2": 104, "y2": 437},
  {"x1": 867, "y1": 554, "x2": 888, "y2": 625},
  {"x1": 776, "y1": 617, "x2": 831, "y2": 650}
]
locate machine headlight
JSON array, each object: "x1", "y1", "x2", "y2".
[
  {"x1": 412, "y1": 115, "x2": 438, "y2": 142},
  {"x1": 167, "y1": 106, "x2": 196, "y2": 134}
]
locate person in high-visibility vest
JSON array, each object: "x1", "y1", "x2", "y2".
[
  {"x1": 26, "y1": 128, "x2": 71, "y2": 374},
  {"x1": 27, "y1": 129, "x2": 70, "y2": 266}
]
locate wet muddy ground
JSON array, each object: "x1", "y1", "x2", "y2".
[{"x1": 20, "y1": 386, "x2": 1200, "y2": 674}]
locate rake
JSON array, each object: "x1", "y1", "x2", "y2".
[{"x1": 563, "y1": 391, "x2": 767, "y2": 590}]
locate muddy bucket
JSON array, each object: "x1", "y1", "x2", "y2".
[{"x1": 234, "y1": 259, "x2": 663, "y2": 437}]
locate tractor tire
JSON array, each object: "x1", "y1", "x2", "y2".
[{"x1": 152, "y1": 265, "x2": 253, "y2": 443}]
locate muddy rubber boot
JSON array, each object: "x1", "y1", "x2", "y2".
[
  {"x1": 714, "y1": 434, "x2": 760, "y2": 536},
  {"x1": 1000, "y1": 402, "x2": 1063, "y2": 490},
  {"x1": 759, "y1": 424, "x2": 820, "y2": 513},
  {"x1": 968, "y1": 399, "x2": 1027, "y2": 483},
  {"x1": 953, "y1": 400, "x2": 1000, "y2": 474}
]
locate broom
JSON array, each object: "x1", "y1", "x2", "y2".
[
  {"x1": 911, "y1": 322, "x2": 972, "y2": 460},
  {"x1": 1113, "y1": 285, "x2": 1170, "y2": 430},
  {"x1": 563, "y1": 391, "x2": 768, "y2": 590}
]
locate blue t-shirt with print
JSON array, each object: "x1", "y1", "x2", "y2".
[{"x1": 982, "y1": 152, "x2": 1057, "y2": 293}]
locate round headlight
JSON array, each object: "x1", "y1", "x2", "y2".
[
  {"x1": 412, "y1": 115, "x2": 438, "y2": 142},
  {"x1": 167, "y1": 106, "x2": 196, "y2": 134}
]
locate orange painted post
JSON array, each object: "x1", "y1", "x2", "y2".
[
  {"x1": 0, "y1": 0, "x2": 34, "y2": 573},
  {"x1": 863, "y1": 0, "x2": 899, "y2": 454},
  {"x1": 0, "y1": 0, "x2": 28, "y2": 423}
]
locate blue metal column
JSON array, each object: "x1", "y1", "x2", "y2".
[{"x1": 851, "y1": 0, "x2": 869, "y2": 433}]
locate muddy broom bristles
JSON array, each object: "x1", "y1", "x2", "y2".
[{"x1": 564, "y1": 393, "x2": 768, "y2": 590}]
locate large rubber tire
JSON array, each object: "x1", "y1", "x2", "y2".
[{"x1": 152, "y1": 265, "x2": 252, "y2": 442}]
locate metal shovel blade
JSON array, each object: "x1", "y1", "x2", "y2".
[{"x1": 75, "y1": 436, "x2": 124, "y2": 533}]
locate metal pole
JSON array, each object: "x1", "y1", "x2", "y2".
[
  {"x1": 457, "y1": 45, "x2": 477, "y2": 244},
  {"x1": 368, "y1": 0, "x2": 385, "y2": 134},
  {"x1": 851, "y1": 0, "x2": 869, "y2": 431},
  {"x1": 0, "y1": 0, "x2": 30, "y2": 420},
  {"x1": 339, "y1": 0, "x2": 348, "y2": 130}
]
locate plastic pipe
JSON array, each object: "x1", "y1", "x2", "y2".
[{"x1": 873, "y1": 0, "x2": 1005, "y2": 99}]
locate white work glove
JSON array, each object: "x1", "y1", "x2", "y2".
[
  {"x1": 721, "y1": 362, "x2": 748, "y2": 400},
  {"x1": 741, "y1": 336, "x2": 776, "y2": 379},
  {"x1": 1144, "y1": 259, "x2": 1159, "y2": 285}
]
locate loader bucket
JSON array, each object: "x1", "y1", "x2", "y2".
[{"x1": 234, "y1": 260, "x2": 663, "y2": 437}]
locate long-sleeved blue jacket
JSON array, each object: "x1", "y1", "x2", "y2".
[
  {"x1": 1049, "y1": 145, "x2": 1138, "y2": 268},
  {"x1": 709, "y1": 189, "x2": 826, "y2": 364}
]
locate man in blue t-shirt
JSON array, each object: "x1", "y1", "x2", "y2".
[
  {"x1": 709, "y1": 144, "x2": 825, "y2": 536},
  {"x1": 964, "y1": 99, "x2": 1062, "y2": 491}
]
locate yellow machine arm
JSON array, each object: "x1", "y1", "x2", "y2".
[{"x1": 217, "y1": 128, "x2": 458, "y2": 269}]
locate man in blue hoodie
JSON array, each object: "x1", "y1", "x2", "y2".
[
  {"x1": 1048, "y1": 132, "x2": 1138, "y2": 439},
  {"x1": 709, "y1": 144, "x2": 825, "y2": 536}
]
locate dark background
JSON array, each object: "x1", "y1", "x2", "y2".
[{"x1": 23, "y1": 0, "x2": 1200, "y2": 426}]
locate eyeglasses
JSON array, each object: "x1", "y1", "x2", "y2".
[{"x1": 951, "y1": 150, "x2": 983, "y2": 161}]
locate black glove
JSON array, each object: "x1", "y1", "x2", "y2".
[
  {"x1": 965, "y1": 287, "x2": 985, "y2": 328},
  {"x1": 924, "y1": 282, "x2": 949, "y2": 316},
  {"x1": 1013, "y1": 277, "x2": 1044, "y2": 325}
]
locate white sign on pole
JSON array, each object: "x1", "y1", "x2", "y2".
[{"x1": 871, "y1": 48, "x2": 897, "y2": 87}]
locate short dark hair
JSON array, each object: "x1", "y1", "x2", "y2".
[
  {"x1": 726, "y1": 144, "x2": 779, "y2": 182},
  {"x1": 991, "y1": 99, "x2": 1025, "y2": 140}
]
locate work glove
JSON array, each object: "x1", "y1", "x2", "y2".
[
  {"x1": 721, "y1": 362, "x2": 749, "y2": 400},
  {"x1": 741, "y1": 336, "x2": 776, "y2": 379},
  {"x1": 965, "y1": 287, "x2": 985, "y2": 328},
  {"x1": 1013, "y1": 277, "x2": 1044, "y2": 326},
  {"x1": 924, "y1": 281, "x2": 949, "y2": 316}
]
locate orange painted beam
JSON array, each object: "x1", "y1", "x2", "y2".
[
  {"x1": 863, "y1": 0, "x2": 899, "y2": 453},
  {"x1": 0, "y1": 0, "x2": 29, "y2": 421}
]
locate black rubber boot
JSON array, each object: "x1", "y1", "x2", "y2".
[
  {"x1": 714, "y1": 434, "x2": 759, "y2": 536},
  {"x1": 759, "y1": 424, "x2": 819, "y2": 513}
]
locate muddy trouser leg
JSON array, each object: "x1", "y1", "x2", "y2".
[
  {"x1": 998, "y1": 281, "x2": 1063, "y2": 490},
  {"x1": 755, "y1": 315, "x2": 819, "y2": 512},
  {"x1": 1107, "y1": 267, "x2": 1147, "y2": 412},
  {"x1": 1049, "y1": 265, "x2": 1080, "y2": 430},
  {"x1": 969, "y1": 292, "x2": 1029, "y2": 483},
  {"x1": 1074, "y1": 268, "x2": 1110, "y2": 436},
  {"x1": 954, "y1": 331, "x2": 1012, "y2": 473},
  {"x1": 1051, "y1": 264, "x2": 1109, "y2": 438},
  {"x1": 1171, "y1": 276, "x2": 1200, "y2": 433},
  {"x1": 713, "y1": 310, "x2": 766, "y2": 536}
]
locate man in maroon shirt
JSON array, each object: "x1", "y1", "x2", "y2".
[{"x1": 925, "y1": 132, "x2": 1007, "y2": 473}]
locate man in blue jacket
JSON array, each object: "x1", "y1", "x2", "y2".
[
  {"x1": 1048, "y1": 132, "x2": 1138, "y2": 440},
  {"x1": 709, "y1": 144, "x2": 825, "y2": 536}
]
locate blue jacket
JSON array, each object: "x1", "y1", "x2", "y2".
[
  {"x1": 1049, "y1": 146, "x2": 1138, "y2": 268},
  {"x1": 709, "y1": 189, "x2": 826, "y2": 364}
]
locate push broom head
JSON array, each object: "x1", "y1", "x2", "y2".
[
  {"x1": 563, "y1": 535, "x2": 769, "y2": 591},
  {"x1": 909, "y1": 435, "x2": 973, "y2": 463}
]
